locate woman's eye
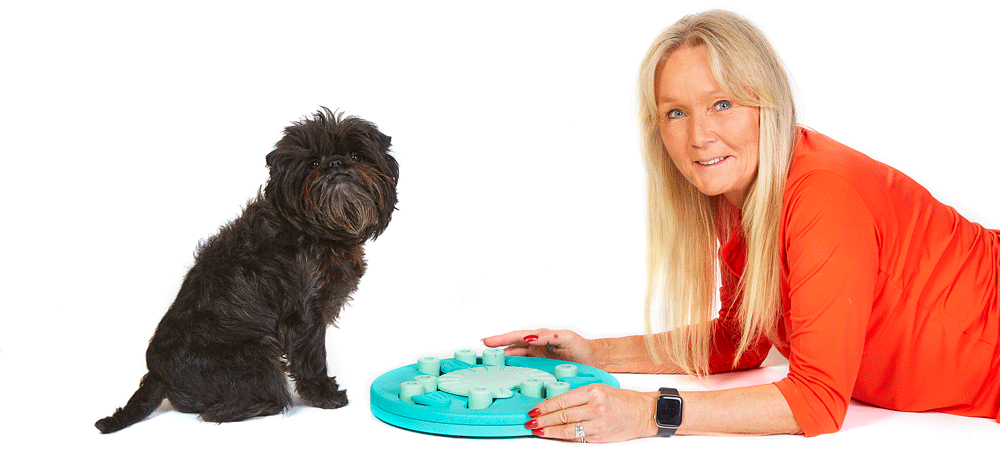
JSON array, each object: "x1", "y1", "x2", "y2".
[
  {"x1": 665, "y1": 109, "x2": 684, "y2": 120},
  {"x1": 714, "y1": 100, "x2": 732, "y2": 110}
]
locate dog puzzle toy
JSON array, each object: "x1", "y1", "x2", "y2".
[{"x1": 370, "y1": 348, "x2": 619, "y2": 437}]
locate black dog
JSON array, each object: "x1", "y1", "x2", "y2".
[{"x1": 95, "y1": 108, "x2": 398, "y2": 433}]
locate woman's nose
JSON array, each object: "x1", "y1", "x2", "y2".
[{"x1": 689, "y1": 113, "x2": 714, "y2": 148}]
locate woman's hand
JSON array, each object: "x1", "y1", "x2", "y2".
[
  {"x1": 524, "y1": 384, "x2": 658, "y2": 443},
  {"x1": 482, "y1": 329, "x2": 600, "y2": 367}
]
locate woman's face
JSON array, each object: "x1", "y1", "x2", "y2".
[{"x1": 656, "y1": 45, "x2": 760, "y2": 207}]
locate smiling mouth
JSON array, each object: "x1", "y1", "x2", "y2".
[{"x1": 697, "y1": 156, "x2": 728, "y2": 166}]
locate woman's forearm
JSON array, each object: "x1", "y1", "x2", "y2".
[
  {"x1": 522, "y1": 332, "x2": 804, "y2": 440},
  {"x1": 528, "y1": 382, "x2": 802, "y2": 441},
  {"x1": 595, "y1": 336, "x2": 802, "y2": 435},
  {"x1": 592, "y1": 334, "x2": 686, "y2": 374},
  {"x1": 674, "y1": 384, "x2": 802, "y2": 436}
]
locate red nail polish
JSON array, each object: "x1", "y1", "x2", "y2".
[
  {"x1": 532, "y1": 429, "x2": 544, "y2": 437},
  {"x1": 523, "y1": 335, "x2": 539, "y2": 343},
  {"x1": 524, "y1": 419, "x2": 538, "y2": 429},
  {"x1": 528, "y1": 408, "x2": 541, "y2": 418}
]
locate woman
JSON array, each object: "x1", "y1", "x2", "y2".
[{"x1": 484, "y1": 9, "x2": 999, "y2": 442}]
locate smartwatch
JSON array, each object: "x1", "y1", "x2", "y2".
[{"x1": 655, "y1": 387, "x2": 683, "y2": 437}]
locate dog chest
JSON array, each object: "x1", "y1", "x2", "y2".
[{"x1": 288, "y1": 243, "x2": 366, "y2": 325}]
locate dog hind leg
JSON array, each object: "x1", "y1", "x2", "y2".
[
  {"x1": 198, "y1": 394, "x2": 289, "y2": 423},
  {"x1": 154, "y1": 340, "x2": 292, "y2": 423},
  {"x1": 196, "y1": 357, "x2": 292, "y2": 423}
]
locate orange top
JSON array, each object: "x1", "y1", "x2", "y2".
[{"x1": 711, "y1": 128, "x2": 1000, "y2": 436}]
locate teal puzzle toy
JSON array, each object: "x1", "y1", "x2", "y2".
[{"x1": 370, "y1": 348, "x2": 620, "y2": 437}]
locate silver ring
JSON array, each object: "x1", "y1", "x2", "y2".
[{"x1": 575, "y1": 423, "x2": 586, "y2": 443}]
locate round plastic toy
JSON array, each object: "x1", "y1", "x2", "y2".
[{"x1": 370, "y1": 348, "x2": 620, "y2": 437}]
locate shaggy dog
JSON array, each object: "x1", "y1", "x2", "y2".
[{"x1": 95, "y1": 108, "x2": 398, "y2": 433}]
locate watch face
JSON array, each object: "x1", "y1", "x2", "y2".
[{"x1": 656, "y1": 395, "x2": 683, "y2": 427}]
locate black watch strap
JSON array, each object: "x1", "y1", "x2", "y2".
[{"x1": 655, "y1": 387, "x2": 683, "y2": 437}]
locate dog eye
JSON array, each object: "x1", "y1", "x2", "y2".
[
  {"x1": 310, "y1": 160, "x2": 321, "y2": 168},
  {"x1": 350, "y1": 152, "x2": 361, "y2": 162}
]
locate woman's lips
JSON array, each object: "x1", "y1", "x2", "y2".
[{"x1": 696, "y1": 156, "x2": 729, "y2": 166}]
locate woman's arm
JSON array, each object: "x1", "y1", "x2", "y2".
[
  {"x1": 526, "y1": 383, "x2": 802, "y2": 443},
  {"x1": 591, "y1": 333, "x2": 686, "y2": 374},
  {"x1": 483, "y1": 330, "x2": 686, "y2": 374},
  {"x1": 487, "y1": 330, "x2": 802, "y2": 441},
  {"x1": 678, "y1": 384, "x2": 802, "y2": 435}
]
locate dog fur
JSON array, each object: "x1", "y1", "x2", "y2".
[{"x1": 95, "y1": 108, "x2": 398, "y2": 433}]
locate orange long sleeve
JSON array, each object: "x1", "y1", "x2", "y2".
[{"x1": 715, "y1": 128, "x2": 1000, "y2": 436}]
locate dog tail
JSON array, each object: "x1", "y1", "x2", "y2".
[{"x1": 95, "y1": 372, "x2": 167, "y2": 434}]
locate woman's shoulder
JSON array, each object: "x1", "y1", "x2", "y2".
[
  {"x1": 789, "y1": 128, "x2": 886, "y2": 183},
  {"x1": 785, "y1": 127, "x2": 912, "y2": 205},
  {"x1": 782, "y1": 127, "x2": 957, "y2": 239}
]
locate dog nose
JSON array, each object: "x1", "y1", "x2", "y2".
[{"x1": 329, "y1": 159, "x2": 343, "y2": 169}]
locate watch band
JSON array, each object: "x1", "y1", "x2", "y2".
[{"x1": 655, "y1": 387, "x2": 683, "y2": 437}]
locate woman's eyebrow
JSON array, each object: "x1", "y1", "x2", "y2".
[
  {"x1": 658, "y1": 89, "x2": 732, "y2": 105},
  {"x1": 657, "y1": 93, "x2": 682, "y2": 106}
]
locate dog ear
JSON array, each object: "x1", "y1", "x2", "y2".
[
  {"x1": 382, "y1": 146, "x2": 399, "y2": 184},
  {"x1": 265, "y1": 149, "x2": 280, "y2": 169},
  {"x1": 371, "y1": 130, "x2": 391, "y2": 153},
  {"x1": 264, "y1": 146, "x2": 300, "y2": 204},
  {"x1": 370, "y1": 130, "x2": 398, "y2": 182},
  {"x1": 265, "y1": 149, "x2": 291, "y2": 175}
]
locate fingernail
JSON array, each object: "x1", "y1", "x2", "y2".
[
  {"x1": 528, "y1": 408, "x2": 541, "y2": 418},
  {"x1": 524, "y1": 419, "x2": 538, "y2": 429},
  {"x1": 523, "y1": 335, "x2": 539, "y2": 343},
  {"x1": 532, "y1": 429, "x2": 544, "y2": 437}
]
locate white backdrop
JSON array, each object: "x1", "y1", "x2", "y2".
[{"x1": 2, "y1": 0, "x2": 998, "y2": 453}]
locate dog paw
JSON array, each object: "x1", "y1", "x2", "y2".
[
  {"x1": 297, "y1": 378, "x2": 349, "y2": 409},
  {"x1": 310, "y1": 388, "x2": 349, "y2": 409}
]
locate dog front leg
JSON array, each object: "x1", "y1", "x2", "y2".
[{"x1": 280, "y1": 312, "x2": 349, "y2": 409}]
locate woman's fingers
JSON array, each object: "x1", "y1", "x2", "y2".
[
  {"x1": 530, "y1": 384, "x2": 592, "y2": 419},
  {"x1": 526, "y1": 385, "x2": 659, "y2": 443},
  {"x1": 527, "y1": 387, "x2": 598, "y2": 441},
  {"x1": 483, "y1": 329, "x2": 558, "y2": 358},
  {"x1": 497, "y1": 345, "x2": 532, "y2": 357},
  {"x1": 535, "y1": 420, "x2": 604, "y2": 442},
  {"x1": 483, "y1": 328, "x2": 594, "y2": 364},
  {"x1": 482, "y1": 329, "x2": 546, "y2": 348},
  {"x1": 527, "y1": 388, "x2": 593, "y2": 429}
]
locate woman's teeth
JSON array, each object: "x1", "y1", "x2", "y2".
[{"x1": 698, "y1": 157, "x2": 726, "y2": 166}]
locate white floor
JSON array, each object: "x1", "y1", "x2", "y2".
[
  {"x1": 3, "y1": 1, "x2": 998, "y2": 453},
  {"x1": 8, "y1": 342, "x2": 998, "y2": 454}
]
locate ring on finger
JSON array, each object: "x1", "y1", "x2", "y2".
[{"x1": 575, "y1": 423, "x2": 586, "y2": 443}]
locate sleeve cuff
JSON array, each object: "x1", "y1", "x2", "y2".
[{"x1": 774, "y1": 378, "x2": 844, "y2": 437}]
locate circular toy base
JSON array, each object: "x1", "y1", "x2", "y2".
[{"x1": 369, "y1": 351, "x2": 620, "y2": 438}]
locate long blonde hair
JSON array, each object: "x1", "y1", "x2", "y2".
[{"x1": 638, "y1": 10, "x2": 797, "y2": 376}]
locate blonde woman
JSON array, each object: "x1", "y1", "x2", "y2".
[{"x1": 484, "y1": 9, "x2": 999, "y2": 442}]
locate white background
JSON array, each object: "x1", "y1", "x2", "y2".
[{"x1": 1, "y1": 0, "x2": 998, "y2": 453}]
